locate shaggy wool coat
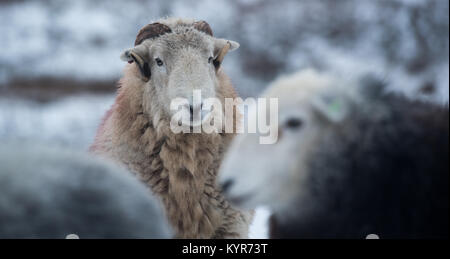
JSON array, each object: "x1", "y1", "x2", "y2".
[{"x1": 91, "y1": 64, "x2": 252, "y2": 238}]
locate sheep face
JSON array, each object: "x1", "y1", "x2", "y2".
[
  {"x1": 120, "y1": 19, "x2": 239, "y2": 127},
  {"x1": 219, "y1": 70, "x2": 354, "y2": 213}
]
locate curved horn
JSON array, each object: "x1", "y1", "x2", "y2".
[
  {"x1": 135, "y1": 22, "x2": 172, "y2": 46},
  {"x1": 193, "y1": 21, "x2": 213, "y2": 36}
]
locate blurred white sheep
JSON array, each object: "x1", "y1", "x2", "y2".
[{"x1": 220, "y1": 69, "x2": 449, "y2": 239}]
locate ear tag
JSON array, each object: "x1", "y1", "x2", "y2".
[{"x1": 312, "y1": 94, "x2": 348, "y2": 123}]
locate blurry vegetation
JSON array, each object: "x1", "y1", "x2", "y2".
[{"x1": 0, "y1": 77, "x2": 116, "y2": 103}]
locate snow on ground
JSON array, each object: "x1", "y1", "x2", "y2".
[
  {"x1": 0, "y1": 0, "x2": 241, "y2": 84},
  {"x1": 249, "y1": 207, "x2": 271, "y2": 239},
  {"x1": 0, "y1": 94, "x2": 114, "y2": 150}
]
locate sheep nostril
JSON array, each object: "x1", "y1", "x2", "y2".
[
  {"x1": 221, "y1": 179, "x2": 234, "y2": 193},
  {"x1": 189, "y1": 103, "x2": 204, "y2": 119}
]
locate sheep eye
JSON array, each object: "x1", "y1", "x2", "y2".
[
  {"x1": 285, "y1": 118, "x2": 303, "y2": 130},
  {"x1": 155, "y1": 58, "x2": 164, "y2": 67},
  {"x1": 208, "y1": 57, "x2": 213, "y2": 64}
]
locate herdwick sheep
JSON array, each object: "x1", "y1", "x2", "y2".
[
  {"x1": 219, "y1": 69, "x2": 449, "y2": 239},
  {"x1": 90, "y1": 18, "x2": 252, "y2": 238},
  {"x1": 0, "y1": 142, "x2": 171, "y2": 239}
]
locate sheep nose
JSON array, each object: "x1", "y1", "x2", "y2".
[
  {"x1": 220, "y1": 179, "x2": 234, "y2": 193},
  {"x1": 189, "y1": 103, "x2": 203, "y2": 118}
]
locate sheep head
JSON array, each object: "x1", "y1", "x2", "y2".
[
  {"x1": 219, "y1": 69, "x2": 356, "y2": 211},
  {"x1": 120, "y1": 19, "x2": 240, "y2": 127}
]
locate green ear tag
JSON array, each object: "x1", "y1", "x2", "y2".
[{"x1": 313, "y1": 94, "x2": 348, "y2": 123}]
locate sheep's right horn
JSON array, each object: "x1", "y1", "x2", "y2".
[{"x1": 135, "y1": 22, "x2": 172, "y2": 46}]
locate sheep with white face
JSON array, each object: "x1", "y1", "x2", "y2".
[
  {"x1": 91, "y1": 18, "x2": 252, "y2": 239},
  {"x1": 219, "y1": 69, "x2": 449, "y2": 239}
]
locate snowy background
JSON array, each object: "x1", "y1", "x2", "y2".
[{"x1": 0, "y1": 0, "x2": 448, "y2": 238}]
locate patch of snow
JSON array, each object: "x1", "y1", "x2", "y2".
[
  {"x1": 0, "y1": 94, "x2": 114, "y2": 150},
  {"x1": 249, "y1": 207, "x2": 271, "y2": 239}
]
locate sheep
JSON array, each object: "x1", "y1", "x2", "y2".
[
  {"x1": 90, "y1": 18, "x2": 252, "y2": 238},
  {"x1": 0, "y1": 141, "x2": 171, "y2": 239},
  {"x1": 219, "y1": 69, "x2": 449, "y2": 239}
]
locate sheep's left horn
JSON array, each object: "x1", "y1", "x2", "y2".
[
  {"x1": 193, "y1": 21, "x2": 213, "y2": 36},
  {"x1": 135, "y1": 22, "x2": 172, "y2": 46}
]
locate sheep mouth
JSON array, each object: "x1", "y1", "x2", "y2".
[{"x1": 185, "y1": 112, "x2": 216, "y2": 130}]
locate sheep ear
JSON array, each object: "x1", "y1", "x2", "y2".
[
  {"x1": 213, "y1": 39, "x2": 239, "y2": 69},
  {"x1": 120, "y1": 45, "x2": 151, "y2": 82},
  {"x1": 312, "y1": 93, "x2": 349, "y2": 123}
]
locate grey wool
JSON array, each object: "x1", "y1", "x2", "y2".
[{"x1": 0, "y1": 141, "x2": 171, "y2": 239}]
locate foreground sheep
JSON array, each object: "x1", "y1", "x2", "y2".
[
  {"x1": 219, "y1": 69, "x2": 449, "y2": 239},
  {"x1": 90, "y1": 18, "x2": 252, "y2": 238},
  {"x1": 0, "y1": 142, "x2": 171, "y2": 238}
]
